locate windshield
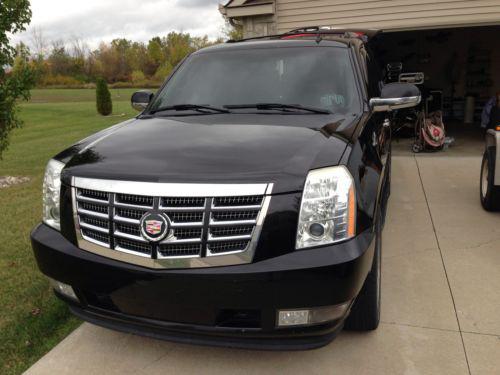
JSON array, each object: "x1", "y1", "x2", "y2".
[{"x1": 149, "y1": 46, "x2": 361, "y2": 114}]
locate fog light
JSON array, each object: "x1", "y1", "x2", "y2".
[
  {"x1": 49, "y1": 278, "x2": 78, "y2": 301},
  {"x1": 278, "y1": 310, "x2": 310, "y2": 327},
  {"x1": 277, "y1": 302, "x2": 351, "y2": 328}
]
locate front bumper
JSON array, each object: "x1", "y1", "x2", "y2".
[{"x1": 31, "y1": 224, "x2": 375, "y2": 350}]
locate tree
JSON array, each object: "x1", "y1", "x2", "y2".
[
  {"x1": 30, "y1": 26, "x2": 48, "y2": 59},
  {"x1": 0, "y1": 0, "x2": 33, "y2": 158},
  {"x1": 96, "y1": 78, "x2": 112, "y2": 116}
]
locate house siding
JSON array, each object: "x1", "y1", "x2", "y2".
[{"x1": 275, "y1": 0, "x2": 500, "y2": 33}]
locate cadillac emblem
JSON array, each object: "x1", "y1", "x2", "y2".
[{"x1": 139, "y1": 212, "x2": 170, "y2": 242}]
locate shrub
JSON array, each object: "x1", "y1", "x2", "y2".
[
  {"x1": 131, "y1": 70, "x2": 146, "y2": 84},
  {"x1": 96, "y1": 78, "x2": 112, "y2": 115},
  {"x1": 109, "y1": 81, "x2": 161, "y2": 89},
  {"x1": 153, "y1": 62, "x2": 173, "y2": 83},
  {"x1": 37, "y1": 74, "x2": 82, "y2": 87}
]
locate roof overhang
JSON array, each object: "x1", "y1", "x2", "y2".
[{"x1": 220, "y1": 1, "x2": 274, "y2": 18}]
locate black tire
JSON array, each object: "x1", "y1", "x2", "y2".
[
  {"x1": 381, "y1": 154, "x2": 391, "y2": 227},
  {"x1": 344, "y1": 214, "x2": 381, "y2": 331},
  {"x1": 480, "y1": 148, "x2": 500, "y2": 211}
]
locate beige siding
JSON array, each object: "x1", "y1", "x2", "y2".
[{"x1": 276, "y1": 0, "x2": 500, "y2": 32}]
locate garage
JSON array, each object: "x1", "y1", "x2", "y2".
[
  {"x1": 372, "y1": 25, "x2": 500, "y2": 153},
  {"x1": 221, "y1": 0, "x2": 500, "y2": 154}
]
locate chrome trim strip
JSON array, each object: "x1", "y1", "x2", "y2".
[
  {"x1": 160, "y1": 237, "x2": 202, "y2": 244},
  {"x1": 170, "y1": 221, "x2": 204, "y2": 228},
  {"x1": 370, "y1": 95, "x2": 421, "y2": 112},
  {"x1": 207, "y1": 234, "x2": 252, "y2": 242},
  {"x1": 79, "y1": 221, "x2": 109, "y2": 234},
  {"x1": 71, "y1": 179, "x2": 273, "y2": 269},
  {"x1": 75, "y1": 195, "x2": 109, "y2": 204},
  {"x1": 210, "y1": 204, "x2": 262, "y2": 211},
  {"x1": 73, "y1": 177, "x2": 268, "y2": 197},
  {"x1": 114, "y1": 246, "x2": 152, "y2": 258},
  {"x1": 159, "y1": 206, "x2": 205, "y2": 211},
  {"x1": 206, "y1": 247, "x2": 249, "y2": 257},
  {"x1": 156, "y1": 253, "x2": 201, "y2": 260},
  {"x1": 114, "y1": 200, "x2": 154, "y2": 209},
  {"x1": 113, "y1": 230, "x2": 148, "y2": 243},
  {"x1": 209, "y1": 219, "x2": 257, "y2": 226},
  {"x1": 113, "y1": 216, "x2": 140, "y2": 225},
  {"x1": 81, "y1": 235, "x2": 110, "y2": 249},
  {"x1": 77, "y1": 208, "x2": 109, "y2": 219}
]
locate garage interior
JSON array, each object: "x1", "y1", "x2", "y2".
[{"x1": 373, "y1": 25, "x2": 500, "y2": 155}]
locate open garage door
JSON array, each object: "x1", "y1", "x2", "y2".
[{"x1": 372, "y1": 26, "x2": 500, "y2": 154}]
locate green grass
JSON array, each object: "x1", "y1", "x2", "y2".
[
  {"x1": 0, "y1": 89, "x2": 139, "y2": 374},
  {"x1": 29, "y1": 88, "x2": 144, "y2": 103}
]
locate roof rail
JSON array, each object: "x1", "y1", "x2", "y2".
[{"x1": 226, "y1": 26, "x2": 381, "y2": 44}]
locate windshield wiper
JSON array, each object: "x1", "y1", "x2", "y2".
[
  {"x1": 150, "y1": 104, "x2": 231, "y2": 114},
  {"x1": 225, "y1": 103, "x2": 331, "y2": 114}
]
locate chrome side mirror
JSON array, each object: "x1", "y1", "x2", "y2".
[
  {"x1": 370, "y1": 83, "x2": 421, "y2": 112},
  {"x1": 131, "y1": 90, "x2": 154, "y2": 111}
]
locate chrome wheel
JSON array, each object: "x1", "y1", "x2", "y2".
[{"x1": 481, "y1": 157, "x2": 489, "y2": 199}]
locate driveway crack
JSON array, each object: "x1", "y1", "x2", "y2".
[{"x1": 414, "y1": 156, "x2": 472, "y2": 375}]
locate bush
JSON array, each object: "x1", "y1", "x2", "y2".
[
  {"x1": 96, "y1": 78, "x2": 112, "y2": 115},
  {"x1": 37, "y1": 74, "x2": 83, "y2": 88},
  {"x1": 153, "y1": 62, "x2": 173, "y2": 83},
  {"x1": 131, "y1": 70, "x2": 146, "y2": 84},
  {"x1": 109, "y1": 81, "x2": 161, "y2": 89}
]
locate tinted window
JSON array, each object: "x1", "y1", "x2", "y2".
[{"x1": 151, "y1": 46, "x2": 361, "y2": 114}]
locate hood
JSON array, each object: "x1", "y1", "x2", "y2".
[{"x1": 62, "y1": 114, "x2": 358, "y2": 194}]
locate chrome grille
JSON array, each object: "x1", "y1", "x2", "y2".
[
  {"x1": 213, "y1": 195, "x2": 263, "y2": 207},
  {"x1": 166, "y1": 211, "x2": 204, "y2": 224},
  {"x1": 115, "y1": 238, "x2": 152, "y2": 256},
  {"x1": 210, "y1": 225, "x2": 254, "y2": 238},
  {"x1": 115, "y1": 207, "x2": 145, "y2": 221},
  {"x1": 72, "y1": 179, "x2": 272, "y2": 269},
  {"x1": 208, "y1": 241, "x2": 249, "y2": 254},
  {"x1": 159, "y1": 243, "x2": 202, "y2": 257},
  {"x1": 161, "y1": 197, "x2": 205, "y2": 208},
  {"x1": 116, "y1": 193, "x2": 154, "y2": 207},
  {"x1": 79, "y1": 201, "x2": 108, "y2": 215},
  {"x1": 80, "y1": 215, "x2": 109, "y2": 229},
  {"x1": 81, "y1": 228, "x2": 109, "y2": 245},
  {"x1": 115, "y1": 223, "x2": 141, "y2": 237},
  {"x1": 174, "y1": 228, "x2": 203, "y2": 239},
  {"x1": 211, "y1": 210, "x2": 258, "y2": 222}
]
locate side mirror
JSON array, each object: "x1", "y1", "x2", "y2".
[
  {"x1": 131, "y1": 90, "x2": 154, "y2": 111},
  {"x1": 370, "y1": 83, "x2": 421, "y2": 112}
]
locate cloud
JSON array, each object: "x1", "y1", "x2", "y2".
[
  {"x1": 10, "y1": 0, "x2": 226, "y2": 49},
  {"x1": 177, "y1": 0, "x2": 221, "y2": 7}
]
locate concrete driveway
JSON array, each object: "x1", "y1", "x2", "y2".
[{"x1": 27, "y1": 154, "x2": 500, "y2": 375}]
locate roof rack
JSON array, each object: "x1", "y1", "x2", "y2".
[{"x1": 227, "y1": 26, "x2": 381, "y2": 44}]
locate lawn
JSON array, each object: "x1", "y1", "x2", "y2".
[{"x1": 0, "y1": 88, "x2": 143, "y2": 374}]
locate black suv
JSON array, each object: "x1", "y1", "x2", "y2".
[{"x1": 31, "y1": 28, "x2": 420, "y2": 350}]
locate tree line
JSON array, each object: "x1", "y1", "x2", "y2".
[{"x1": 12, "y1": 26, "x2": 242, "y2": 88}]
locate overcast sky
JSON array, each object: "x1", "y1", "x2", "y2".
[{"x1": 11, "y1": 0, "x2": 226, "y2": 50}]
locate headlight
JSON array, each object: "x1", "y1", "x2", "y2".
[
  {"x1": 43, "y1": 159, "x2": 65, "y2": 231},
  {"x1": 296, "y1": 166, "x2": 356, "y2": 249}
]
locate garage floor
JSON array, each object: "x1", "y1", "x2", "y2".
[{"x1": 27, "y1": 153, "x2": 500, "y2": 375}]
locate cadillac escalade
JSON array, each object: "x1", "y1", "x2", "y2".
[{"x1": 31, "y1": 28, "x2": 421, "y2": 350}]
